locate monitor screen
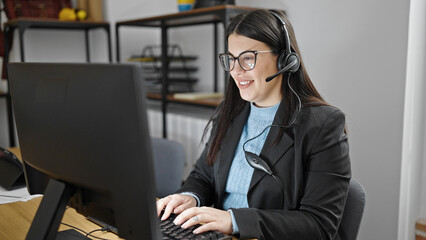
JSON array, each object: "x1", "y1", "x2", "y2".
[{"x1": 8, "y1": 62, "x2": 161, "y2": 239}]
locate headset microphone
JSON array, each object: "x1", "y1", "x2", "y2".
[
  {"x1": 245, "y1": 151, "x2": 274, "y2": 175},
  {"x1": 265, "y1": 58, "x2": 298, "y2": 82},
  {"x1": 244, "y1": 140, "x2": 284, "y2": 209}
]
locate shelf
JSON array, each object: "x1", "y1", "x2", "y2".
[
  {"x1": 145, "y1": 77, "x2": 197, "y2": 83},
  {"x1": 116, "y1": 5, "x2": 255, "y2": 28},
  {"x1": 116, "y1": 5, "x2": 255, "y2": 137},
  {"x1": 147, "y1": 93, "x2": 221, "y2": 108},
  {"x1": 5, "y1": 17, "x2": 110, "y2": 30},
  {"x1": 4, "y1": 17, "x2": 112, "y2": 62},
  {"x1": 128, "y1": 56, "x2": 197, "y2": 62},
  {"x1": 173, "y1": 92, "x2": 223, "y2": 100},
  {"x1": 142, "y1": 66, "x2": 198, "y2": 73}
]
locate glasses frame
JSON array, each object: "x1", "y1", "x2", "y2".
[{"x1": 218, "y1": 50, "x2": 274, "y2": 72}]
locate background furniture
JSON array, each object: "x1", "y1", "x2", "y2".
[
  {"x1": 337, "y1": 179, "x2": 366, "y2": 240},
  {"x1": 116, "y1": 5, "x2": 253, "y2": 138},
  {"x1": 3, "y1": 17, "x2": 112, "y2": 63},
  {"x1": 130, "y1": 44, "x2": 199, "y2": 94},
  {"x1": 2, "y1": 18, "x2": 112, "y2": 147},
  {"x1": 416, "y1": 218, "x2": 426, "y2": 240},
  {"x1": 151, "y1": 137, "x2": 186, "y2": 198}
]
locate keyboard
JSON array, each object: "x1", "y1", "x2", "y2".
[{"x1": 160, "y1": 213, "x2": 232, "y2": 240}]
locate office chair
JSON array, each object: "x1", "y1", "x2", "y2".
[
  {"x1": 336, "y1": 179, "x2": 366, "y2": 240},
  {"x1": 151, "y1": 137, "x2": 186, "y2": 198}
]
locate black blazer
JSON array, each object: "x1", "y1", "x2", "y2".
[{"x1": 178, "y1": 101, "x2": 351, "y2": 240}]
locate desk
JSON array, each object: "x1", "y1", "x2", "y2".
[
  {"x1": 1, "y1": 148, "x2": 121, "y2": 239},
  {"x1": 0, "y1": 196, "x2": 121, "y2": 239},
  {"x1": 0, "y1": 197, "x2": 240, "y2": 240}
]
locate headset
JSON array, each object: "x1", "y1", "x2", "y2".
[
  {"x1": 245, "y1": 10, "x2": 302, "y2": 176},
  {"x1": 243, "y1": 11, "x2": 303, "y2": 208},
  {"x1": 265, "y1": 10, "x2": 301, "y2": 82}
]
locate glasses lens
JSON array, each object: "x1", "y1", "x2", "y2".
[
  {"x1": 239, "y1": 52, "x2": 256, "y2": 71},
  {"x1": 219, "y1": 54, "x2": 233, "y2": 71}
]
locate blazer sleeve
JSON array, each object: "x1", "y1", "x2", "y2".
[{"x1": 232, "y1": 108, "x2": 351, "y2": 240}]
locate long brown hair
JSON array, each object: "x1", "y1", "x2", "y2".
[{"x1": 204, "y1": 9, "x2": 326, "y2": 166}]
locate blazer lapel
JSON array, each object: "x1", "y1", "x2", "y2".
[
  {"x1": 249, "y1": 100, "x2": 294, "y2": 191},
  {"x1": 214, "y1": 103, "x2": 250, "y2": 206}
]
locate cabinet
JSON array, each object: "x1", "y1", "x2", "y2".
[{"x1": 116, "y1": 5, "x2": 253, "y2": 137}]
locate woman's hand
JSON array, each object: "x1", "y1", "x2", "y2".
[
  {"x1": 172, "y1": 206, "x2": 233, "y2": 235},
  {"x1": 156, "y1": 194, "x2": 197, "y2": 220}
]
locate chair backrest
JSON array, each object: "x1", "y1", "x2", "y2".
[
  {"x1": 151, "y1": 137, "x2": 186, "y2": 198},
  {"x1": 336, "y1": 179, "x2": 366, "y2": 240}
]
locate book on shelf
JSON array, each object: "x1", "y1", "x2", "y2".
[{"x1": 173, "y1": 92, "x2": 223, "y2": 100}]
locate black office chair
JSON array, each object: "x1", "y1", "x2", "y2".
[
  {"x1": 151, "y1": 137, "x2": 186, "y2": 198},
  {"x1": 336, "y1": 179, "x2": 366, "y2": 240}
]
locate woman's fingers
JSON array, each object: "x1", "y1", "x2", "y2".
[
  {"x1": 173, "y1": 201, "x2": 194, "y2": 215},
  {"x1": 173, "y1": 207, "x2": 232, "y2": 235},
  {"x1": 156, "y1": 194, "x2": 197, "y2": 220},
  {"x1": 156, "y1": 196, "x2": 170, "y2": 216},
  {"x1": 193, "y1": 222, "x2": 220, "y2": 234}
]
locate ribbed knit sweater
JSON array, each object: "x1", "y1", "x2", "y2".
[{"x1": 223, "y1": 102, "x2": 280, "y2": 210}]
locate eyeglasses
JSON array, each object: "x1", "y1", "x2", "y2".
[{"x1": 218, "y1": 50, "x2": 274, "y2": 72}]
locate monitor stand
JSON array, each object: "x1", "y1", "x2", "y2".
[{"x1": 25, "y1": 179, "x2": 88, "y2": 240}]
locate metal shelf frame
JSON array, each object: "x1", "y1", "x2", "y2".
[{"x1": 116, "y1": 5, "x2": 253, "y2": 138}]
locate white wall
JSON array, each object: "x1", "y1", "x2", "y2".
[
  {"x1": 277, "y1": 1, "x2": 409, "y2": 239},
  {"x1": 0, "y1": 0, "x2": 417, "y2": 239},
  {"x1": 398, "y1": 0, "x2": 426, "y2": 239}
]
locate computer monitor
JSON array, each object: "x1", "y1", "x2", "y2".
[{"x1": 8, "y1": 62, "x2": 161, "y2": 239}]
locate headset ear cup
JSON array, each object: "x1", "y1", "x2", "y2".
[
  {"x1": 277, "y1": 51, "x2": 287, "y2": 70},
  {"x1": 285, "y1": 53, "x2": 300, "y2": 73}
]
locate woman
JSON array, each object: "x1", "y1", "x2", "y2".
[{"x1": 156, "y1": 9, "x2": 351, "y2": 240}]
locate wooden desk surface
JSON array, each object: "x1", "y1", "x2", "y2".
[
  {"x1": 1, "y1": 148, "x2": 121, "y2": 239},
  {"x1": 7, "y1": 147, "x2": 21, "y2": 159},
  {"x1": 0, "y1": 196, "x2": 121, "y2": 240}
]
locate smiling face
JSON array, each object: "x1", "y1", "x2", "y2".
[{"x1": 228, "y1": 33, "x2": 283, "y2": 107}]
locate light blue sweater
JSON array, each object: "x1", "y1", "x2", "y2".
[{"x1": 223, "y1": 102, "x2": 280, "y2": 210}]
